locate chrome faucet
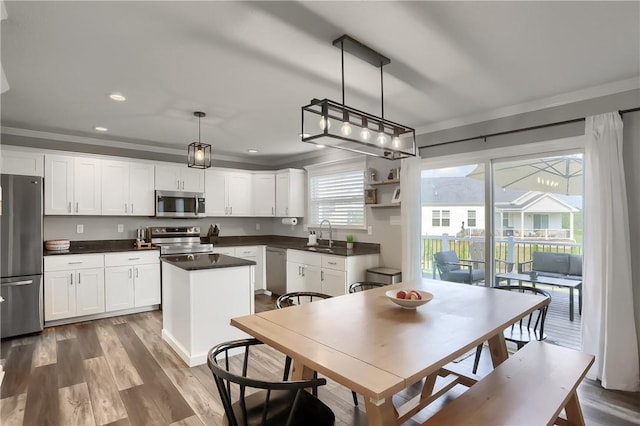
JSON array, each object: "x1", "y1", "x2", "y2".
[{"x1": 319, "y1": 220, "x2": 333, "y2": 248}]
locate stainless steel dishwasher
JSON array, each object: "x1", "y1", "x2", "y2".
[{"x1": 266, "y1": 247, "x2": 287, "y2": 296}]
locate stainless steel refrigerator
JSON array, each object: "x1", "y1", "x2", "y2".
[{"x1": 1, "y1": 174, "x2": 44, "y2": 338}]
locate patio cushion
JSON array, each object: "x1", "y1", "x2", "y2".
[
  {"x1": 434, "y1": 251, "x2": 461, "y2": 273},
  {"x1": 532, "y1": 252, "x2": 569, "y2": 275},
  {"x1": 443, "y1": 268, "x2": 484, "y2": 283},
  {"x1": 568, "y1": 254, "x2": 583, "y2": 276}
]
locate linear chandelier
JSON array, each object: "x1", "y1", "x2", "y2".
[
  {"x1": 301, "y1": 35, "x2": 416, "y2": 160},
  {"x1": 187, "y1": 111, "x2": 212, "y2": 169}
]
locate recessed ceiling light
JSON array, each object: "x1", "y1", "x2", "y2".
[
  {"x1": 247, "y1": 149, "x2": 258, "y2": 153},
  {"x1": 316, "y1": 144, "x2": 325, "y2": 149},
  {"x1": 94, "y1": 126, "x2": 108, "y2": 132},
  {"x1": 109, "y1": 93, "x2": 126, "y2": 102}
]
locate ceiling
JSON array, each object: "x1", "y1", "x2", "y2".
[{"x1": 1, "y1": 1, "x2": 639, "y2": 165}]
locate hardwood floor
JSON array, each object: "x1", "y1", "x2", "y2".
[{"x1": 0, "y1": 294, "x2": 637, "y2": 425}]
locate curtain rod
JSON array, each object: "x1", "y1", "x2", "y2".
[{"x1": 419, "y1": 106, "x2": 640, "y2": 150}]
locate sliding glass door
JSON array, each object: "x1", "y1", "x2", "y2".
[{"x1": 421, "y1": 150, "x2": 584, "y2": 350}]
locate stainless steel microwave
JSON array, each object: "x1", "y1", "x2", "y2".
[{"x1": 155, "y1": 191, "x2": 206, "y2": 217}]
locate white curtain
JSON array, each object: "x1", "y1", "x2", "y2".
[
  {"x1": 1, "y1": 0, "x2": 8, "y2": 94},
  {"x1": 400, "y1": 156, "x2": 422, "y2": 282},
  {"x1": 582, "y1": 112, "x2": 640, "y2": 391}
]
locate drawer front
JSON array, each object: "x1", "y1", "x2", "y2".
[
  {"x1": 104, "y1": 251, "x2": 160, "y2": 267},
  {"x1": 234, "y1": 246, "x2": 259, "y2": 258},
  {"x1": 45, "y1": 254, "x2": 105, "y2": 272},
  {"x1": 211, "y1": 247, "x2": 235, "y2": 256},
  {"x1": 287, "y1": 249, "x2": 321, "y2": 267},
  {"x1": 322, "y1": 255, "x2": 346, "y2": 271}
]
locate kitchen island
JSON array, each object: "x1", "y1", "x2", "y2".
[{"x1": 161, "y1": 253, "x2": 255, "y2": 367}]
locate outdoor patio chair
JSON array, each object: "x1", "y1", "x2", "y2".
[
  {"x1": 207, "y1": 338, "x2": 335, "y2": 426},
  {"x1": 433, "y1": 250, "x2": 485, "y2": 284},
  {"x1": 472, "y1": 285, "x2": 551, "y2": 374}
]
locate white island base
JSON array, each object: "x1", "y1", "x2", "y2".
[{"x1": 161, "y1": 260, "x2": 254, "y2": 367}]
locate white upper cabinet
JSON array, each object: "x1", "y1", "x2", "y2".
[
  {"x1": 155, "y1": 164, "x2": 204, "y2": 192},
  {"x1": 102, "y1": 160, "x2": 154, "y2": 216},
  {"x1": 0, "y1": 148, "x2": 44, "y2": 176},
  {"x1": 275, "y1": 169, "x2": 305, "y2": 217},
  {"x1": 205, "y1": 169, "x2": 252, "y2": 216},
  {"x1": 45, "y1": 155, "x2": 101, "y2": 215},
  {"x1": 252, "y1": 172, "x2": 275, "y2": 217}
]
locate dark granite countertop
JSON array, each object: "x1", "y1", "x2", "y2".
[
  {"x1": 161, "y1": 253, "x2": 256, "y2": 271},
  {"x1": 208, "y1": 235, "x2": 380, "y2": 257},
  {"x1": 44, "y1": 240, "x2": 159, "y2": 256}
]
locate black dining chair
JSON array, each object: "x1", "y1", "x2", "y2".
[
  {"x1": 348, "y1": 281, "x2": 388, "y2": 293},
  {"x1": 207, "y1": 338, "x2": 335, "y2": 426},
  {"x1": 472, "y1": 285, "x2": 551, "y2": 374}
]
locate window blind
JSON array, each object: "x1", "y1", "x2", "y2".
[{"x1": 308, "y1": 165, "x2": 365, "y2": 227}]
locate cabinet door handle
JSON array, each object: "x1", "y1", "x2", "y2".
[
  {"x1": 272, "y1": 207, "x2": 274, "y2": 215},
  {"x1": 68, "y1": 202, "x2": 72, "y2": 213},
  {"x1": 1, "y1": 280, "x2": 33, "y2": 287},
  {"x1": 328, "y1": 261, "x2": 337, "y2": 265},
  {"x1": 125, "y1": 203, "x2": 128, "y2": 213},
  {"x1": 67, "y1": 261, "x2": 83, "y2": 265},
  {"x1": 230, "y1": 206, "x2": 232, "y2": 215},
  {"x1": 129, "y1": 268, "x2": 132, "y2": 278},
  {"x1": 301, "y1": 266, "x2": 305, "y2": 277},
  {"x1": 70, "y1": 273, "x2": 73, "y2": 285},
  {"x1": 298, "y1": 266, "x2": 301, "y2": 276},
  {"x1": 78, "y1": 273, "x2": 81, "y2": 284},
  {"x1": 286, "y1": 207, "x2": 288, "y2": 215},
  {"x1": 182, "y1": 181, "x2": 185, "y2": 190},
  {"x1": 135, "y1": 268, "x2": 139, "y2": 278},
  {"x1": 128, "y1": 257, "x2": 140, "y2": 260},
  {"x1": 131, "y1": 203, "x2": 134, "y2": 214},
  {"x1": 177, "y1": 179, "x2": 180, "y2": 190},
  {"x1": 76, "y1": 202, "x2": 79, "y2": 213},
  {"x1": 321, "y1": 270, "x2": 324, "y2": 281}
]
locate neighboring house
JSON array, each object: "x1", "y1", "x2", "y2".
[{"x1": 421, "y1": 177, "x2": 582, "y2": 241}]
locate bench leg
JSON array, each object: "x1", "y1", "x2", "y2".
[
  {"x1": 569, "y1": 288, "x2": 574, "y2": 321},
  {"x1": 564, "y1": 390, "x2": 586, "y2": 426}
]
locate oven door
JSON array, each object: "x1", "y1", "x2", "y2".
[{"x1": 155, "y1": 191, "x2": 206, "y2": 217}]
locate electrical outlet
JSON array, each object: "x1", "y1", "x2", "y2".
[
  {"x1": 255, "y1": 223, "x2": 261, "y2": 231},
  {"x1": 118, "y1": 224, "x2": 124, "y2": 233},
  {"x1": 367, "y1": 225, "x2": 373, "y2": 235},
  {"x1": 76, "y1": 224, "x2": 84, "y2": 234}
]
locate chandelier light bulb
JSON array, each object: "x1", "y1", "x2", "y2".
[
  {"x1": 377, "y1": 132, "x2": 387, "y2": 145},
  {"x1": 194, "y1": 146, "x2": 205, "y2": 162},
  {"x1": 393, "y1": 136, "x2": 400, "y2": 148},
  {"x1": 341, "y1": 121, "x2": 352, "y2": 136},
  {"x1": 319, "y1": 116, "x2": 331, "y2": 131},
  {"x1": 360, "y1": 127, "x2": 371, "y2": 140}
]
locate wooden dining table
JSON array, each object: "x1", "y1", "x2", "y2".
[{"x1": 231, "y1": 278, "x2": 548, "y2": 425}]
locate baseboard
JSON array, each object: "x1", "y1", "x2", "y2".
[{"x1": 45, "y1": 305, "x2": 159, "y2": 328}]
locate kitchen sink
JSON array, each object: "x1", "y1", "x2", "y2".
[{"x1": 305, "y1": 246, "x2": 334, "y2": 253}]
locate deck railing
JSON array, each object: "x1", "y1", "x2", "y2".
[{"x1": 422, "y1": 234, "x2": 582, "y2": 278}]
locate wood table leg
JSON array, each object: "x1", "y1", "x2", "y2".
[
  {"x1": 564, "y1": 390, "x2": 586, "y2": 426},
  {"x1": 291, "y1": 357, "x2": 315, "y2": 394},
  {"x1": 487, "y1": 332, "x2": 509, "y2": 368},
  {"x1": 364, "y1": 397, "x2": 397, "y2": 426}
]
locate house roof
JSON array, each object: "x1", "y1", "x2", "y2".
[{"x1": 421, "y1": 177, "x2": 582, "y2": 210}]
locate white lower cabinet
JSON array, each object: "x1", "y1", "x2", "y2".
[
  {"x1": 212, "y1": 246, "x2": 265, "y2": 292},
  {"x1": 44, "y1": 254, "x2": 105, "y2": 321},
  {"x1": 105, "y1": 251, "x2": 160, "y2": 312},
  {"x1": 286, "y1": 249, "x2": 379, "y2": 296}
]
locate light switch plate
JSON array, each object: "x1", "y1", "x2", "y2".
[
  {"x1": 367, "y1": 226, "x2": 373, "y2": 235},
  {"x1": 118, "y1": 224, "x2": 124, "y2": 233},
  {"x1": 255, "y1": 223, "x2": 261, "y2": 231},
  {"x1": 76, "y1": 224, "x2": 84, "y2": 234}
]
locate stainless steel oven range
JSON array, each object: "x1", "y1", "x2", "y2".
[{"x1": 149, "y1": 226, "x2": 213, "y2": 255}]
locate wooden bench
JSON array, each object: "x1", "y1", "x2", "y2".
[{"x1": 423, "y1": 341, "x2": 595, "y2": 426}]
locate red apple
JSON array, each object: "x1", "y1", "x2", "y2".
[
  {"x1": 409, "y1": 290, "x2": 422, "y2": 300},
  {"x1": 396, "y1": 290, "x2": 407, "y2": 299}
]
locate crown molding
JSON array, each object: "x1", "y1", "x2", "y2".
[{"x1": 415, "y1": 77, "x2": 640, "y2": 135}]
